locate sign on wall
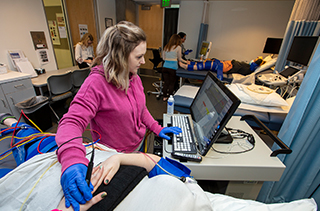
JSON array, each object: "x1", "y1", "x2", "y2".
[{"x1": 79, "y1": 24, "x2": 88, "y2": 39}]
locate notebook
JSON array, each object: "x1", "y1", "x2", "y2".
[{"x1": 171, "y1": 71, "x2": 241, "y2": 157}]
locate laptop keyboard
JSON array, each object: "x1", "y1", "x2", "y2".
[{"x1": 171, "y1": 115, "x2": 197, "y2": 154}]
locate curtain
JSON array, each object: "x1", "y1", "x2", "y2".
[
  {"x1": 257, "y1": 40, "x2": 320, "y2": 205},
  {"x1": 289, "y1": 0, "x2": 320, "y2": 21},
  {"x1": 274, "y1": 20, "x2": 320, "y2": 72}
]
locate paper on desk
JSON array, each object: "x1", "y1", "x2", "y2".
[{"x1": 15, "y1": 58, "x2": 38, "y2": 78}]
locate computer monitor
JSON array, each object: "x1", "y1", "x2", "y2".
[
  {"x1": 199, "y1": 41, "x2": 212, "y2": 60},
  {"x1": 263, "y1": 38, "x2": 283, "y2": 54},
  {"x1": 190, "y1": 71, "x2": 241, "y2": 156},
  {"x1": 287, "y1": 36, "x2": 319, "y2": 66}
]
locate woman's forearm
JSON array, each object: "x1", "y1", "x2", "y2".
[{"x1": 116, "y1": 153, "x2": 161, "y2": 172}]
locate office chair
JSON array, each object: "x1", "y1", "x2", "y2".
[
  {"x1": 72, "y1": 68, "x2": 90, "y2": 94},
  {"x1": 147, "y1": 48, "x2": 164, "y2": 99},
  {"x1": 149, "y1": 48, "x2": 163, "y2": 68},
  {"x1": 47, "y1": 71, "x2": 73, "y2": 122}
]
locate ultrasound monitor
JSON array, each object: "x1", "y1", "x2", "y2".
[
  {"x1": 287, "y1": 36, "x2": 319, "y2": 66},
  {"x1": 199, "y1": 41, "x2": 212, "y2": 60},
  {"x1": 263, "y1": 38, "x2": 283, "y2": 54},
  {"x1": 190, "y1": 71, "x2": 241, "y2": 156}
]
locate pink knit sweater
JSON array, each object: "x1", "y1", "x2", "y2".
[{"x1": 56, "y1": 65, "x2": 163, "y2": 172}]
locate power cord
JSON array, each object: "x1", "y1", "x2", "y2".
[{"x1": 211, "y1": 128, "x2": 255, "y2": 154}]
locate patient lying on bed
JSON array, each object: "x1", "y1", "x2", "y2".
[
  {"x1": 179, "y1": 57, "x2": 264, "y2": 80},
  {"x1": 0, "y1": 115, "x2": 316, "y2": 211}
]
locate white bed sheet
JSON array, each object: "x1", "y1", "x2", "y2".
[{"x1": 0, "y1": 149, "x2": 316, "y2": 211}]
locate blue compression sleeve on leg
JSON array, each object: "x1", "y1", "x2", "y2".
[
  {"x1": 205, "y1": 61, "x2": 212, "y2": 69},
  {"x1": 187, "y1": 64, "x2": 195, "y2": 71},
  {"x1": 190, "y1": 61, "x2": 195, "y2": 65},
  {"x1": 149, "y1": 157, "x2": 191, "y2": 178},
  {"x1": 196, "y1": 62, "x2": 204, "y2": 70},
  {"x1": 211, "y1": 59, "x2": 223, "y2": 80}
]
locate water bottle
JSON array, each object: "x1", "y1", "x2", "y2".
[{"x1": 167, "y1": 95, "x2": 174, "y2": 115}]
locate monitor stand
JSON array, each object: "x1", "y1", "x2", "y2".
[{"x1": 216, "y1": 127, "x2": 233, "y2": 144}]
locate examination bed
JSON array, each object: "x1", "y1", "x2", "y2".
[
  {"x1": 173, "y1": 83, "x2": 293, "y2": 131},
  {"x1": 0, "y1": 146, "x2": 316, "y2": 211},
  {"x1": 174, "y1": 57, "x2": 290, "y2": 131}
]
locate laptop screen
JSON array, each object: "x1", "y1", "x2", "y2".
[
  {"x1": 279, "y1": 66, "x2": 300, "y2": 78},
  {"x1": 190, "y1": 72, "x2": 240, "y2": 156}
]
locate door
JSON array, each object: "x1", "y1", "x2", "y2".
[
  {"x1": 42, "y1": 0, "x2": 74, "y2": 69},
  {"x1": 42, "y1": 0, "x2": 98, "y2": 69},
  {"x1": 65, "y1": 0, "x2": 98, "y2": 60}
]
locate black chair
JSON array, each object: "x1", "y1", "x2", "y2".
[
  {"x1": 72, "y1": 68, "x2": 90, "y2": 94},
  {"x1": 149, "y1": 49, "x2": 163, "y2": 69},
  {"x1": 147, "y1": 48, "x2": 164, "y2": 99},
  {"x1": 47, "y1": 72, "x2": 73, "y2": 121}
]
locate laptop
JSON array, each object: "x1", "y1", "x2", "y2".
[
  {"x1": 170, "y1": 71, "x2": 241, "y2": 157},
  {"x1": 257, "y1": 66, "x2": 301, "y2": 86}
]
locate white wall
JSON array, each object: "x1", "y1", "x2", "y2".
[
  {"x1": 0, "y1": 0, "x2": 57, "y2": 71},
  {"x1": 178, "y1": 1, "x2": 204, "y2": 59},
  {"x1": 96, "y1": 0, "x2": 116, "y2": 38},
  {"x1": 179, "y1": 1, "x2": 294, "y2": 62},
  {"x1": 0, "y1": 0, "x2": 294, "y2": 72}
]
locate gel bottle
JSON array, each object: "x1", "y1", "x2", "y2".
[{"x1": 167, "y1": 95, "x2": 174, "y2": 115}]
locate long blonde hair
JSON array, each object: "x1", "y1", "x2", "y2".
[
  {"x1": 93, "y1": 21, "x2": 146, "y2": 92},
  {"x1": 163, "y1": 34, "x2": 181, "y2": 52},
  {"x1": 77, "y1": 33, "x2": 93, "y2": 48}
]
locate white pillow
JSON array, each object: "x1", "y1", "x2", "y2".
[
  {"x1": 254, "y1": 57, "x2": 277, "y2": 74},
  {"x1": 227, "y1": 84, "x2": 288, "y2": 107},
  {"x1": 207, "y1": 193, "x2": 317, "y2": 211}
]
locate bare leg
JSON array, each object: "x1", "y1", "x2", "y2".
[{"x1": 0, "y1": 113, "x2": 18, "y2": 127}]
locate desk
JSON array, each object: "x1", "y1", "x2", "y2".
[
  {"x1": 162, "y1": 115, "x2": 285, "y2": 199},
  {"x1": 31, "y1": 66, "x2": 78, "y2": 95},
  {"x1": 176, "y1": 68, "x2": 233, "y2": 87}
]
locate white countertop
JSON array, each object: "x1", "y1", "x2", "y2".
[
  {"x1": 163, "y1": 115, "x2": 286, "y2": 181},
  {"x1": 0, "y1": 70, "x2": 32, "y2": 84}
]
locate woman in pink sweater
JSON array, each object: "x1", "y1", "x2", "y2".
[{"x1": 56, "y1": 21, "x2": 181, "y2": 211}]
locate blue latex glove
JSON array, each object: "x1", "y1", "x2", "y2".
[
  {"x1": 184, "y1": 49, "x2": 193, "y2": 55},
  {"x1": 61, "y1": 163, "x2": 93, "y2": 211},
  {"x1": 159, "y1": 127, "x2": 182, "y2": 140}
]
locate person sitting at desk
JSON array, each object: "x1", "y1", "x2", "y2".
[
  {"x1": 179, "y1": 57, "x2": 264, "y2": 80},
  {"x1": 75, "y1": 33, "x2": 95, "y2": 69}
]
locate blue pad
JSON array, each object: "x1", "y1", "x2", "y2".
[
  {"x1": 0, "y1": 168, "x2": 13, "y2": 178},
  {"x1": 149, "y1": 157, "x2": 191, "y2": 178},
  {"x1": 250, "y1": 62, "x2": 258, "y2": 71},
  {"x1": 10, "y1": 123, "x2": 57, "y2": 166}
]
